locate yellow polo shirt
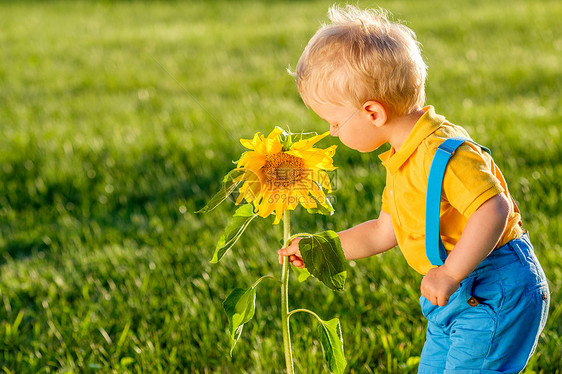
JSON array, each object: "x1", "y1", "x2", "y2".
[{"x1": 380, "y1": 106, "x2": 523, "y2": 275}]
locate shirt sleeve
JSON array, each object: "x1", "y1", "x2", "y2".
[
  {"x1": 381, "y1": 186, "x2": 391, "y2": 213},
  {"x1": 441, "y1": 143, "x2": 504, "y2": 218}
]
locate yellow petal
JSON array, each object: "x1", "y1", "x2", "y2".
[
  {"x1": 290, "y1": 131, "x2": 330, "y2": 151},
  {"x1": 272, "y1": 209, "x2": 283, "y2": 224},
  {"x1": 239, "y1": 175, "x2": 263, "y2": 203},
  {"x1": 240, "y1": 132, "x2": 262, "y2": 150},
  {"x1": 236, "y1": 151, "x2": 255, "y2": 168},
  {"x1": 267, "y1": 127, "x2": 285, "y2": 140},
  {"x1": 298, "y1": 190, "x2": 317, "y2": 209},
  {"x1": 256, "y1": 190, "x2": 275, "y2": 217},
  {"x1": 293, "y1": 147, "x2": 337, "y2": 171},
  {"x1": 238, "y1": 156, "x2": 266, "y2": 174},
  {"x1": 235, "y1": 186, "x2": 248, "y2": 205}
]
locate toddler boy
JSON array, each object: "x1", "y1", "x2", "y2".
[{"x1": 279, "y1": 5, "x2": 549, "y2": 373}]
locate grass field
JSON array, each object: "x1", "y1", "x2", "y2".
[{"x1": 0, "y1": 0, "x2": 561, "y2": 373}]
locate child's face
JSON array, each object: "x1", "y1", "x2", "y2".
[{"x1": 308, "y1": 99, "x2": 387, "y2": 153}]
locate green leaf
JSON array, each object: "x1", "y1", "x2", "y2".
[
  {"x1": 211, "y1": 204, "x2": 257, "y2": 263},
  {"x1": 195, "y1": 168, "x2": 246, "y2": 214},
  {"x1": 291, "y1": 264, "x2": 312, "y2": 282},
  {"x1": 223, "y1": 287, "x2": 256, "y2": 356},
  {"x1": 305, "y1": 187, "x2": 335, "y2": 216},
  {"x1": 318, "y1": 317, "x2": 347, "y2": 374},
  {"x1": 298, "y1": 231, "x2": 347, "y2": 291}
]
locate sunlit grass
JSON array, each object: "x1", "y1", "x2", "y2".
[{"x1": 0, "y1": 0, "x2": 560, "y2": 373}]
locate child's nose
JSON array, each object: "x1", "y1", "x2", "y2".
[{"x1": 330, "y1": 125, "x2": 339, "y2": 136}]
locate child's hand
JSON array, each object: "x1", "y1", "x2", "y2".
[
  {"x1": 420, "y1": 265, "x2": 461, "y2": 306},
  {"x1": 278, "y1": 237, "x2": 305, "y2": 268}
]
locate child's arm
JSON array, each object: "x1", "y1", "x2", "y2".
[
  {"x1": 278, "y1": 210, "x2": 397, "y2": 268},
  {"x1": 420, "y1": 192, "x2": 511, "y2": 306}
]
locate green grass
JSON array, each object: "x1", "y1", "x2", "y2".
[{"x1": 0, "y1": 0, "x2": 561, "y2": 373}]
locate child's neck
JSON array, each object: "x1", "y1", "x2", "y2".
[{"x1": 386, "y1": 108, "x2": 426, "y2": 151}]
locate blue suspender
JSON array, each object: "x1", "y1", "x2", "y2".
[{"x1": 425, "y1": 137, "x2": 491, "y2": 266}]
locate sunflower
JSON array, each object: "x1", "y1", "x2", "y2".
[{"x1": 234, "y1": 127, "x2": 337, "y2": 224}]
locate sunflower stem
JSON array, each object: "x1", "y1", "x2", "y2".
[{"x1": 281, "y1": 210, "x2": 294, "y2": 374}]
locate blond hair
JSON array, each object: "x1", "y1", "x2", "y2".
[{"x1": 295, "y1": 5, "x2": 427, "y2": 116}]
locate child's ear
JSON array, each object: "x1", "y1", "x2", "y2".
[{"x1": 363, "y1": 101, "x2": 388, "y2": 128}]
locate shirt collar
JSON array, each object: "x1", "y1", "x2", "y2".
[{"x1": 378, "y1": 106, "x2": 445, "y2": 174}]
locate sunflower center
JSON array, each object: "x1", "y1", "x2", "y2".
[{"x1": 263, "y1": 152, "x2": 305, "y2": 188}]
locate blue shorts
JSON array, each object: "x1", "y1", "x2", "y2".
[{"x1": 418, "y1": 234, "x2": 549, "y2": 373}]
